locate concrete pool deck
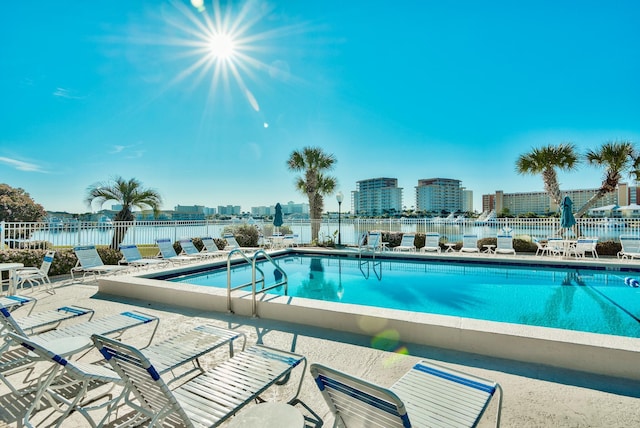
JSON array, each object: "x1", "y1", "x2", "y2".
[{"x1": 1, "y1": 251, "x2": 639, "y2": 427}]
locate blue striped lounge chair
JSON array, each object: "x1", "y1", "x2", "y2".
[
  {"x1": 71, "y1": 245, "x2": 129, "y2": 281},
  {"x1": 460, "y1": 234, "x2": 480, "y2": 253},
  {"x1": 495, "y1": 235, "x2": 516, "y2": 255},
  {"x1": 92, "y1": 334, "x2": 307, "y2": 427},
  {"x1": 223, "y1": 233, "x2": 242, "y2": 251},
  {"x1": 8, "y1": 324, "x2": 246, "y2": 427},
  {"x1": 178, "y1": 238, "x2": 220, "y2": 259},
  {"x1": 618, "y1": 235, "x2": 640, "y2": 259},
  {"x1": 119, "y1": 244, "x2": 170, "y2": 268},
  {"x1": 15, "y1": 250, "x2": 56, "y2": 294},
  {"x1": 421, "y1": 232, "x2": 441, "y2": 253},
  {"x1": 311, "y1": 360, "x2": 502, "y2": 428},
  {"x1": 155, "y1": 238, "x2": 195, "y2": 264},
  {"x1": 394, "y1": 234, "x2": 416, "y2": 252}
]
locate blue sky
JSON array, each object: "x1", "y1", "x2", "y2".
[{"x1": 2, "y1": 0, "x2": 639, "y2": 215}]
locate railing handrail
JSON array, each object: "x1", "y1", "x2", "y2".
[
  {"x1": 226, "y1": 249, "x2": 263, "y2": 313},
  {"x1": 251, "y1": 249, "x2": 288, "y2": 317}
]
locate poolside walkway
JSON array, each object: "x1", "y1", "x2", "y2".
[{"x1": 1, "y1": 268, "x2": 639, "y2": 427}]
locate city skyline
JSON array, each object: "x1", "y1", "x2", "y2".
[{"x1": 2, "y1": 1, "x2": 639, "y2": 215}]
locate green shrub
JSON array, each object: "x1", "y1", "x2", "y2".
[
  {"x1": 596, "y1": 240, "x2": 621, "y2": 257},
  {"x1": 223, "y1": 224, "x2": 259, "y2": 247}
]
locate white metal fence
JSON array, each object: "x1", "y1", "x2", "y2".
[{"x1": 1, "y1": 217, "x2": 638, "y2": 250}]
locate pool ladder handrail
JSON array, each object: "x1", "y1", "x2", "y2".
[{"x1": 226, "y1": 249, "x2": 288, "y2": 317}]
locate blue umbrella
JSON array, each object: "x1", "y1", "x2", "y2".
[
  {"x1": 560, "y1": 196, "x2": 576, "y2": 229},
  {"x1": 273, "y1": 203, "x2": 283, "y2": 231}
]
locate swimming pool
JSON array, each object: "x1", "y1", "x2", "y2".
[{"x1": 168, "y1": 254, "x2": 640, "y2": 338}]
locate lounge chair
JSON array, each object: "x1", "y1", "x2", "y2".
[
  {"x1": 495, "y1": 235, "x2": 516, "y2": 255},
  {"x1": 0, "y1": 304, "x2": 94, "y2": 339},
  {"x1": 8, "y1": 331, "x2": 125, "y2": 428},
  {"x1": 618, "y1": 235, "x2": 640, "y2": 259},
  {"x1": 0, "y1": 308, "x2": 157, "y2": 395},
  {"x1": 223, "y1": 233, "x2": 242, "y2": 251},
  {"x1": 568, "y1": 237, "x2": 598, "y2": 258},
  {"x1": 359, "y1": 231, "x2": 382, "y2": 253},
  {"x1": 546, "y1": 237, "x2": 565, "y2": 256},
  {"x1": 71, "y1": 245, "x2": 129, "y2": 282},
  {"x1": 394, "y1": 233, "x2": 416, "y2": 252},
  {"x1": 119, "y1": 244, "x2": 170, "y2": 269},
  {"x1": 201, "y1": 236, "x2": 229, "y2": 255},
  {"x1": 179, "y1": 238, "x2": 220, "y2": 259},
  {"x1": 1, "y1": 309, "x2": 158, "y2": 348},
  {"x1": 460, "y1": 234, "x2": 480, "y2": 253},
  {"x1": 0, "y1": 294, "x2": 36, "y2": 314},
  {"x1": 420, "y1": 232, "x2": 442, "y2": 253},
  {"x1": 282, "y1": 233, "x2": 298, "y2": 248},
  {"x1": 310, "y1": 360, "x2": 502, "y2": 428},
  {"x1": 8, "y1": 324, "x2": 246, "y2": 427},
  {"x1": 155, "y1": 238, "x2": 195, "y2": 264},
  {"x1": 92, "y1": 334, "x2": 307, "y2": 427},
  {"x1": 533, "y1": 237, "x2": 551, "y2": 256},
  {"x1": 15, "y1": 250, "x2": 55, "y2": 293}
]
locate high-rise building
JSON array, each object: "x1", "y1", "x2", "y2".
[
  {"x1": 353, "y1": 178, "x2": 403, "y2": 216},
  {"x1": 415, "y1": 178, "x2": 462, "y2": 213},
  {"x1": 461, "y1": 188, "x2": 474, "y2": 213},
  {"x1": 483, "y1": 186, "x2": 627, "y2": 215},
  {"x1": 217, "y1": 205, "x2": 241, "y2": 215}
]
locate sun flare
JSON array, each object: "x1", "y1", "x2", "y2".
[{"x1": 207, "y1": 33, "x2": 235, "y2": 60}]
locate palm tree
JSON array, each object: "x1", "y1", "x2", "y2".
[
  {"x1": 287, "y1": 147, "x2": 338, "y2": 242},
  {"x1": 85, "y1": 177, "x2": 162, "y2": 249},
  {"x1": 574, "y1": 140, "x2": 636, "y2": 218},
  {"x1": 515, "y1": 143, "x2": 579, "y2": 206}
]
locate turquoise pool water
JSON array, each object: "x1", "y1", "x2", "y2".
[{"x1": 169, "y1": 255, "x2": 640, "y2": 338}]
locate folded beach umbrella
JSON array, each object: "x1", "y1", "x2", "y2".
[
  {"x1": 273, "y1": 202, "x2": 283, "y2": 233},
  {"x1": 560, "y1": 196, "x2": 576, "y2": 229}
]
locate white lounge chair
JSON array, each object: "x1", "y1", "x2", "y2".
[
  {"x1": 282, "y1": 233, "x2": 298, "y2": 248},
  {"x1": 201, "y1": 236, "x2": 229, "y2": 255},
  {"x1": 359, "y1": 231, "x2": 382, "y2": 252},
  {"x1": 310, "y1": 360, "x2": 502, "y2": 428},
  {"x1": 92, "y1": 335, "x2": 307, "y2": 427},
  {"x1": 618, "y1": 235, "x2": 640, "y2": 259},
  {"x1": 420, "y1": 233, "x2": 441, "y2": 253},
  {"x1": 0, "y1": 294, "x2": 36, "y2": 314},
  {"x1": 178, "y1": 238, "x2": 220, "y2": 259},
  {"x1": 155, "y1": 238, "x2": 195, "y2": 264},
  {"x1": 0, "y1": 304, "x2": 94, "y2": 339},
  {"x1": 495, "y1": 235, "x2": 516, "y2": 255},
  {"x1": 8, "y1": 324, "x2": 246, "y2": 427},
  {"x1": 394, "y1": 234, "x2": 416, "y2": 252},
  {"x1": 8, "y1": 331, "x2": 125, "y2": 428},
  {"x1": 568, "y1": 238, "x2": 598, "y2": 258},
  {"x1": 460, "y1": 234, "x2": 480, "y2": 253},
  {"x1": 71, "y1": 245, "x2": 129, "y2": 282},
  {"x1": 15, "y1": 250, "x2": 55, "y2": 293},
  {"x1": 119, "y1": 244, "x2": 170, "y2": 268},
  {"x1": 223, "y1": 233, "x2": 242, "y2": 251},
  {"x1": 0, "y1": 308, "x2": 158, "y2": 395},
  {"x1": 533, "y1": 237, "x2": 551, "y2": 256},
  {"x1": 546, "y1": 237, "x2": 565, "y2": 256}
]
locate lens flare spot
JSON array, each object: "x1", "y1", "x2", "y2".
[
  {"x1": 357, "y1": 316, "x2": 388, "y2": 334},
  {"x1": 263, "y1": 122, "x2": 269, "y2": 128},
  {"x1": 245, "y1": 89, "x2": 260, "y2": 112},
  {"x1": 190, "y1": 0, "x2": 205, "y2": 12},
  {"x1": 371, "y1": 329, "x2": 401, "y2": 351}
]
